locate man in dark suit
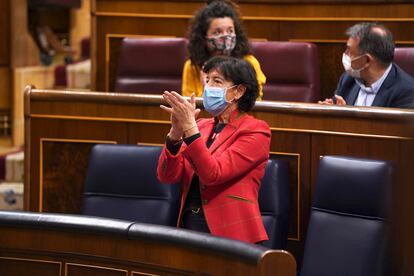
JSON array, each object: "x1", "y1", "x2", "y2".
[{"x1": 320, "y1": 22, "x2": 414, "y2": 108}]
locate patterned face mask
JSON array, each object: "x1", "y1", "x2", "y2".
[{"x1": 206, "y1": 34, "x2": 237, "y2": 55}]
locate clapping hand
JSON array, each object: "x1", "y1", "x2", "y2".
[{"x1": 160, "y1": 91, "x2": 201, "y2": 139}]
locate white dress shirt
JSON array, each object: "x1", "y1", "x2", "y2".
[{"x1": 354, "y1": 64, "x2": 392, "y2": 106}]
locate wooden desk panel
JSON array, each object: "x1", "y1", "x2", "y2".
[
  {"x1": 0, "y1": 225, "x2": 296, "y2": 276},
  {"x1": 0, "y1": 0, "x2": 9, "y2": 66},
  {"x1": 24, "y1": 87, "x2": 414, "y2": 263},
  {"x1": 28, "y1": 118, "x2": 127, "y2": 213}
]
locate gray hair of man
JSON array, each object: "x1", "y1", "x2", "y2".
[{"x1": 346, "y1": 22, "x2": 395, "y2": 67}]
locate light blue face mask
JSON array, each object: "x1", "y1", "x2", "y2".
[{"x1": 203, "y1": 85, "x2": 236, "y2": 117}]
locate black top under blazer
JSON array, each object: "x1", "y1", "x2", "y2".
[{"x1": 336, "y1": 63, "x2": 414, "y2": 108}]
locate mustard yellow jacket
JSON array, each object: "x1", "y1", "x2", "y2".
[{"x1": 181, "y1": 55, "x2": 266, "y2": 99}]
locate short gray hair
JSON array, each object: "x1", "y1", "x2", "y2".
[{"x1": 346, "y1": 22, "x2": 394, "y2": 66}]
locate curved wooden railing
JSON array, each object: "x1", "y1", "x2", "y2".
[{"x1": 0, "y1": 211, "x2": 296, "y2": 276}]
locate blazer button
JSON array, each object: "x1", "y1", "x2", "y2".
[
  {"x1": 202, "y1": 199, "x2": 208, "y2": 205},
  {"x1": 200, "y1": 185, "x2": 206, "y2": 191}
]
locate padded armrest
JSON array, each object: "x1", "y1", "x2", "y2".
[
  {"x1": 128, "y1": 223, "x2": 268, "y2": 264},
  {"x1": 0, "y1": 211, "x2": 133, "y2": 236},
  {"x1": 0, "y1": 210, "x2": 270, "y2": 264}
]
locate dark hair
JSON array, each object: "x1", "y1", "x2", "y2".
[
  {"x1": 203, "y1": 56, "x2": 258, "y2": 112},
  {"x1": 187, "y1": 0, "x2": 251, "y2": 67},
  {"x1": 346, "y1": 22, "x2": 394, "y2": 66}
]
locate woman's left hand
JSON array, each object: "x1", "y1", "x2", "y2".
[{"x1": 161, "y1": 91, "x2": 200, "y2": 132}]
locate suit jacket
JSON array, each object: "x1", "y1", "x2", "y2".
[
  {"x1": 336, "y1": 63, "x2": 414, "y2": 108},
  {"x1": 157, "y1": 111, "x2": 271, "y2": 243}
]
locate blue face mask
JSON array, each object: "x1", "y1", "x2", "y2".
[{"x1": 203, "y1": 85, "x2": 236, "y2": 117}]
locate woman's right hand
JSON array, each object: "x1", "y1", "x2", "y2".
[
  {"x1": 160, "y1": 91, "x2": 200, "y2": 140},
  {"x1": 161, "y1": 91, "x2": 200, "y2": 127},
  {"x1": 160, "y1": 91, "x2": 183, "y2": 140}
]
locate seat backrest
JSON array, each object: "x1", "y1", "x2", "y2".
[
  {"x1": 394, "y1": 47, "x2": 414, "y2": 78},
  {"x1": 114, "y1": 37, "x2": 187, "y2": 94},
  {"x1": 259, "y1": 157, "x2": 290, "y2": 249},
  {"x1": 251, "y1": 41, "x2": 320, "y2": 102},
  {"x1": 301, "y1": 156, "x2": 393, "y2": 276},
  {"x1": 82, "y1": 144, "x2": 180, "y2": 226}
]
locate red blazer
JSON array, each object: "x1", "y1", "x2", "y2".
[{"x1": 157, "y1": 112, "x2": 271, "y2": 243}]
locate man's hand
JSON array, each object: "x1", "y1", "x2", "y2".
[{"x1": 318, "y1": 95, "x2": 346, "y2": 105}]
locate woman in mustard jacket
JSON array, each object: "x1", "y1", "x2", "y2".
[{"x1": 182, "y1": 0, "x2": 266, "y2": 99}]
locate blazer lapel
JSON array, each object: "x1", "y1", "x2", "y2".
[
  {"x1": 372, "y1": 64, "x2": 396, "y2": 107},
  {"x1": 208, "y1": 124, "x2": 237, "y2": 154},
  {"x1": 208, "y1": 111, "x2": 246, "y2": 154},
  {"x1": 198, "y1": 119, "x2": 214, "y2": 146},
  {"x1": 348, "y1": 82, "x2": 360, "y2": 105}
]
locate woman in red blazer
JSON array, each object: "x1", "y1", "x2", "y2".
[{"x1": 157, "y1": 56, "x2": 270, "y2": 244}]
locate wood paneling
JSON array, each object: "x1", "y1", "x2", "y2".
[
  {"x1": 310, "y1": 135, "x2": 400, "y2": 197},
  {"x1": 70, "y1": 0, "x2": 91, "y2": 60},
  {"x1": 13, "y1": 65, "x2": 55, "y2": 146},
  {"x1": 0, "y1": 67, "x2": 10, "y2": 109},
  {"x1": 0, "y1": 226, "x2": 296, "y2": 276},
  {"x1": 313, "y1": 43, "x2": 345, "y2": 99},
  {"x1": 0, "y1": 0, "x2": 9, "y2": 66},
  {"x1": 66, "y1": 263, "x2": 128, "y2": 276},
  {"x1": 0, "y1": 0, "x2": 11, "y2": 138},
  {"x1": 10, "y1": 0, "x2": 39, "y2": 68},
  {"x1": 399, "y1": 135, "x2": 414, "y2": 273},
  {"x1": 29, "y1": 118, "x2": 127, "y2": 212},
  {"x1": 0, "y1": 257, "x2": 61, "y2": 276},
  {"x1": 94, "y1": 1, "x2": 414, "y2": 17},
  {"x1": 91, "y1": 0, "x2": 414, "y2": 101},
  {"x1": 0, "y1": 0, "x2": 42, "y2": 146},
  {"x1": 41, "y1": 140, "x2": 117, "y2": 213},
  {"x1": 24, "y1": 87, "x2": 414, "y2": 265}
]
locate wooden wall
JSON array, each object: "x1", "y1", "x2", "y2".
[
  {"x1": 0, "y1": 0, "x2": 11, "y2": 111},
  {"x1": 24, "y1": 87, "x2": 414, "y2": 266},
  {"x1": 70, "y1": 0, "x2": 91, "y2": 60},
  {"x1": 0, "y1": 0, "x2": 41, "y2": 140},
  {"x1": 91, "y1": 0, "x2": 414, "y2": 101}
]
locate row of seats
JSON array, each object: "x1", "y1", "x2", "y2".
[
  {"x1": 81, "y1": 144, "x2": 393, "y2": 275},
  {"x1": 114, "y1": 38, "x2": 320, "y2": 102},
  {"x1": 114, "y1": 37, "x2": 414, "y2": 102},
  {"x1": 82, "y1": 144, "x2": 290, "y2": 250}
]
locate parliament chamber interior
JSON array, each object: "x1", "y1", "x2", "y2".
[{"x1": 0, "y1": 0, "x2": 413, "y2": 275}]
